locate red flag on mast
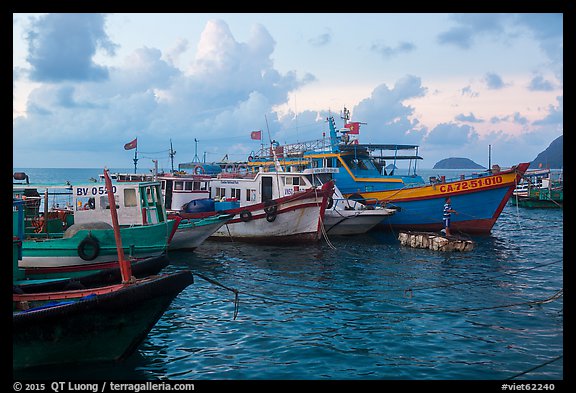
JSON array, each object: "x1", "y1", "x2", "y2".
[
  {"x1": 344, "y1": 122, "x2": 360, "y2": 134},
  {"x1": 250, "y1": 131, "x2": 262, "y2": 140},
  {"x1": 124, "y1": 138, "x2": 137, "y2": 150}
]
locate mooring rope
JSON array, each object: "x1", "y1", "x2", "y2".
[
  {"x1": 193, "y1": 271, "x2": 240, "y2": 320},
  {"x1": 506, "y1": 354, "x2": 563, "y2": 380},
  {"x1": 314, "y1": 187, "x2": 336, "y2": 250}
]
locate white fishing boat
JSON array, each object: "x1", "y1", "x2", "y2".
[{"x1": 178, "y1": 167, "x2": 334, "y2": 243}]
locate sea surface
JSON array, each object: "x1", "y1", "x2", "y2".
[{"x1": 13, "y1": 168, "x2": 564, "y2": 383}]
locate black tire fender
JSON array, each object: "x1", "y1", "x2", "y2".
[
  {"x1": 77, "y1": 235, "x2": 100, "y2": 261},
  {"x1": 264, "y1": 200, "x2": 277, "y2": 214},
  {"x1": 239, "y1": 210, "x2": 252, "y2": 222}
]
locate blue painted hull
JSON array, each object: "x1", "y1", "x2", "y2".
[{"x1": 380, "y1": 185, "x2": 511, "y2": 233}]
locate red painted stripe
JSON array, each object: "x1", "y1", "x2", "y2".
[{"x1": 25, "y1": 261, "x2": 120, "y2": 276}]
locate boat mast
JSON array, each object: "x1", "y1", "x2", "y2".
[{"x1": 169, "y1": 139, "x2": 176, "y2": 173}]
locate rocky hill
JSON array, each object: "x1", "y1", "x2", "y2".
[
  {"x1": 530, "y1": 135, "x2": 563, "y2": 169},
  {"x1": 433, "y1": 157, "x2": 486, "y2": 170}
]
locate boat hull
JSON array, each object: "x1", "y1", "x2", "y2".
[
  {"x1": 324, "y1": 209, "x2": 394, "y2": 235},
  {"x1": 14, "y1": 254, "x2": 170, "y2": 291},
  {"x1": 180, "y1": 182, "x2": 333, "y2": 244},
  {"x1": 212, "y1": 200, "x2": 325, "y2": 243},
  {"x1": 168, "y1": 215, "x2": 233, "y2": 250},
  {"x1": 20, "y1": 221, "x2": 175, "y2": 279},
  {"x1": 510, "y1": 197, "x2": 563, "y2": 208},
  {"x1": 358, "y1": 163, "x2": 529, "y2": 234},
  {"x1": 13, "y1": 271, "x2": 193, "y2": 370}
]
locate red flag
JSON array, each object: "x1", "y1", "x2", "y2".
[
  {"x1": 344, "y1": 122, "x2": 360, "y2": 134},
  {"x1": 124, "y1": 138, "x2": 137, "y2": 150},
  {"x1": 250, "y1": 131, "x2": 262, "y2": 140}
]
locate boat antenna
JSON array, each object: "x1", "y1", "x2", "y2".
[
  {"x1": 169, "y1": 139, "x2": 176, "y2": 173},
  {"x1": 265, "y1": 115, "x2": 283, "y2": 173},
  {"x1": 341, "y1": 106, "x2": 350, "y2": 127},
  {"x1": 488, "y1": 144, "x2": 492, "y2": 170},
  {"x1": 193, "y1": 138, "x2": 200, "y2": 163},
  {"x1": 133, "y1": 143, "x2": 139, "y2": 174}
]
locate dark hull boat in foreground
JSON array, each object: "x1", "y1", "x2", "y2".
[{"x1": 13, "y1": 169, "x2": 194, "y2": 370}]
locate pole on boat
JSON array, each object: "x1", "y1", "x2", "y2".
[
  {"x1": 169, "y1": 139, "x2": 176, "y2": 173},
  {"x1": 103, "y1": 167, "x2": 132, "y2": 283},
  {"x1": 133, "y1": 145, "x2": 138, "y2": 174}
]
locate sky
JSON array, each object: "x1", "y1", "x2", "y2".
[{"x1": 13, "y1": 12, "x2": 564, "y2": 170}]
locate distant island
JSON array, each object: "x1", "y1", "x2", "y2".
[
  {"x1": 530, "y1": 135, "x2": 563, "y2": 169},
  {"x1": 433, "y1": 157, "x2": 486, "y2": 170}
]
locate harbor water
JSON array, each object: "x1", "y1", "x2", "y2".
[{"x1": 13, "y1": 168, "x2": 564, "y2": 382}]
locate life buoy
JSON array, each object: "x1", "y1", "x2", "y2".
[
  {"x1": 194, "y1": 165, "x2": 205, "y2": 175},
  {"x1": 264, "y1": 200, "x2": 277, "y2": 214},
  {"x1": 240, "y1": 210, "x2": 252, "y2": 222},
  {"x1": 77, "y1": 235, "x2": 100, "y2": 261},
  {"x1": 326, "y1": 196, "x2": 334, "y2": 209}
]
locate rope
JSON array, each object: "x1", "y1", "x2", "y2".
[
  {"x1": 506, "y1": 354, "x2": 563, "y2": 380},
  {"x1": 314, "y1": 187, "x2": 336, "y2": 250},
  {"x1": 213, "y1": 257, "x2": 562, "y2": 297},
  {"x1": 193, "y1": 272, "x2": 240, "y2": 320},
  {"x1": 220, "y1": 285, "x2": 563, "y2": 316}
]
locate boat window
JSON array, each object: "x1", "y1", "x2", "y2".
[
  {"x1": 246, "y1": 189, "x2": 256, "y2": 201},
  {"x1": 231, "y1": 188, "x2": 241, "y2": 200},
  {"x1": 101, "y1": 195, "x2": 120, "y2": 209},
  {"x1": 200, "y1": 181, "x2": 208, "y2": 191},
  {"x1": 185, "y1": 182, "x2": 193, "y2": 191},
  {"x1": 215, "y1": 187, "x2": 226, "y2": 198},
  {"x1": 124, "y1": 189, "x2": 138, "y2": 207},
  {"x1": 193, "y1": 181, "x2": 201, "y2": 191},
  {"x1": 174, "y1": 181, "x2": 184, "y2": 191},
  {"x1": 145, "y1": 188, "x2": 155, "y2": 203},
  {"x1": 293, "y1": 177, "x2": 300, "y2": 186}
]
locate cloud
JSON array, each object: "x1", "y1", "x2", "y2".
[
  {"x1": 308, "y1": 31, "x2": 332, "y2": 47},
  {"x1": 455, "y1": 113, "x2": 484, "y2": 123},
  {"x1": 424, "y1": 122, "x2": 479, "y2": 146},
  {"x1": 437, "y1": 13, "x2": 563, "y2": 83},
  {"x1": 461, "y1": 85, "x2": 479, "y2": 97},
  {"x1": 347, "y1": 75, "x2": 428, "y2": 144},
  {"x1": 533, "y1": 96, "x2": 563, "y2": 127},
  {"x1": 483, "y1": 72, "x2": 507, "y2": 89},
  {"x1": 165, "y1": 38, "x2": 189, "y2": 66},
  {"x1": 513, "y1": 14, "x2": 563, "y2": 71},
  {"x1": 371, "y1": 41, "x2": 416, "y2": 59},
  {"x1": 25, "y1": 13, "x2": 117, "y2": 82},
  {"x1": 527, "y1": 75, "x2": 555, "y2": 91},
  {"x1": 13, "y1": 18, "x2": 315, "y2": 166},
  {"x1": 437, "y1": 13, "x2": 506, "y2": 49}
]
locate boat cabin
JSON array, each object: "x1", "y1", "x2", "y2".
[
  {"x1": 74, "y1": 181, "x2": 167, "y2": 227},
  {"x1": 100, "y1": 171, "x2": 211, "y2": 212},
  {"x1": 208, "y1": 170, "x2": 317, "y2": 207}
]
